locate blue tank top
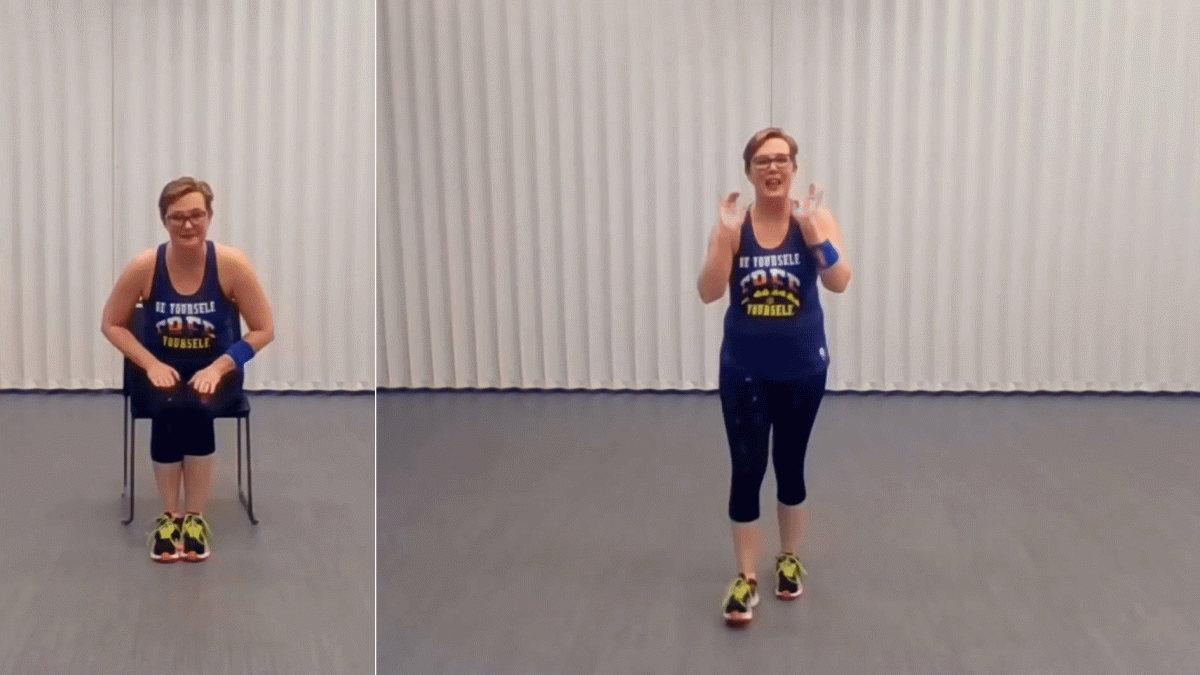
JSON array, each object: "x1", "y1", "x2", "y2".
[
  {"x1": 143, "y1": 241, "x2": 238, "y2": 368},
  {"x1": 720, "y1": 211, "x2": 829, "y2": 379}
]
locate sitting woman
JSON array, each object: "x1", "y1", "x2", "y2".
[{"x1": 101, "y1": 177, "x2": 275, "y2": 563}]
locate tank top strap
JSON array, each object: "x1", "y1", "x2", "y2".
[
  {"x1": 148, "y1": 243, "x2": 168, "y2": 302},
  {"x1": 202, "y1": 240, "x2": 220, "y2": 295}
]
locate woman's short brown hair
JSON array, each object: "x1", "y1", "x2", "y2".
[
  {"x1": 158, "y1": 177, "x2": 214, "y2": 220},
  {"x1": 742, "y1": 128, "x2": 799, "y2": 173}
]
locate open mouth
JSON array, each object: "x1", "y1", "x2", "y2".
[{"x1": 765, "y1": 177, "x2": 783, "y2": 190}]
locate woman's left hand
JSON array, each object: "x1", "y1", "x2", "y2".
[
  {"x1": 189, "y1": 364, "x2": 226, "y2": 396},
  {"x1": 792, "y1": 183, "x2": 826, "y2": 246}
]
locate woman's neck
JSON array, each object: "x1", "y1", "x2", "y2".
[
  {"x1": 167, "y1": 241, "x2": 205, "y2": 268},
  {"x1": 752, "y1": 196, "x2": 791, "y2": 226}
]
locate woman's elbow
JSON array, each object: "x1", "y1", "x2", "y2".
[
  {"x1": 823, "y1": 268, "x2": 852, "y2": 293},
  {"x1": 698, "y1": 283, "x2": 723, "y2": 304}
]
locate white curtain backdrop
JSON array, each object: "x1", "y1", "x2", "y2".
[
  {"x1": 1, "y1": 0, "x2": 375, "y2": 391},
  {"x1": 381, "y1": 0, "x2": 1200, "y2": 393}
]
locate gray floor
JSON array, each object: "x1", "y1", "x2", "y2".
[
  {"x1": 0, "y1": 392, "x2": 374, "y2": 675},
  {"x1": 379, "y1": 390, "x2": 1200, "y2": 675}
]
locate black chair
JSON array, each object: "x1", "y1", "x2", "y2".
[{"x1": 121, "y1": 304, "x2": 257, "y2": 525}]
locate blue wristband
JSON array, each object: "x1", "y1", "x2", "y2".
[
  {"x1": 225, "y1": 340, "x2": 255, "y2": 369},
  {"x1": 813, "y1": 240, "x2": 839, "y2": 269}
]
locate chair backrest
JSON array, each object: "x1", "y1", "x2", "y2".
[{"x1": 121, "y1": 304, "x2": 147, "y2": 396}]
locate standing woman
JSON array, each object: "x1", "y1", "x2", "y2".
[
  {"x1": 102, "y1": 177, "x2": 274, "y2": 563},
  {"x1": 697, "y1": 129, "x2": 852, "y2": 628}
]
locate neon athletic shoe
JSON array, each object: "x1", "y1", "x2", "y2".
[
  {"x1": 180, "y1": 513, "x2": 212, "y2": 562},
  {"x1": 148, "y1": 513, "x2": 181, "y2": 563},
  {"x1": 775, "y1": 552, "x2": 805, "y2": 600},
  {"x1": 722, "y1": 574, "x2": 760, "y2": 628}
]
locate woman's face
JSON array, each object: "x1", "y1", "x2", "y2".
[
  {"x1": 747, "y1": 137, "x2": 796, "y2": 201},
  {"x1": 162, "y1": 191, "x2": 211, "y2": 250}
]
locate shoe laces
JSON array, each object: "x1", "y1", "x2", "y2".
[
  {"x1": 728, "y1": 576, "x2": 755, "y2": 603},
  {"x1": 778, "y1": 554, "x2": 805, "y2": 580},
  {"x1": 149, "y1": 513, "x2": 177, "y2": 543},
  {"x1": 183, "y1": 514, "x2": 212, "y2": 542}
]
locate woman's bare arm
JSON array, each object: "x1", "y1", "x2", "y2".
[
  {"x1": 100, "y1": 250, "x2": 161, "y2": 372},
  {"x1": 208, "y1": 247, "x2": 275, "y2": 377},
  {"x1": 814, "y1": 207, "x2": 851, "y2": 293}
]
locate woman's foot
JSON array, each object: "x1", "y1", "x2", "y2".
[
  {"x1": 774, "y1": 552, "x2": 805, "y2": 600},
  {"x1": 180, "y1": 513, "x2": 212, "y2": 562},
  {"x1": 148, "y1": 512, "x2": 182, "y2": 563},
  {"x1": 722, "y1": 574, "x2": 760, "y2": 628}
]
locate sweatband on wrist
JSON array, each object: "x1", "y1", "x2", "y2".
[
  {"x1": 225, "y1": 340, "x2": 255, "y2": 369},
  {"x1": 812, "y1": 240, "x2": 839, "y2": 269}
]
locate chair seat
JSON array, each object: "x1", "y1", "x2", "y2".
[{"x1": 129, "y1": 392, "x2": 251, "y2": 420}]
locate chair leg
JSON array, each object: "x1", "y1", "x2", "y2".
[
  {"x1": 247, "y1": 416, "x2": 256, "y2": 523},
  {"x1": 122, "y1": 397, "x2": 129, "y2": 496},
  {"x1": 239, "y1": 417, "x2": 258, "y2": 525},
  {"x1": 123, "y1": 415, "x2": 136, "y2": 525},
  {"x1": 237, "y1": 418, "x2": 243, "y2": 494}
]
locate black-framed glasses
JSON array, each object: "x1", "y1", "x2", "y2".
[
  {"x1": 751, "y1": 154, "x2": 792, "y2": 170},
  {"x1": 166, "y1": 210, "x2": 208, "y2": 226}
]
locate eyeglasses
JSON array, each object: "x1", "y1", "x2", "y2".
[
  {"x1": 166, "y1": 210, "x2": 208, "y2": 226},
  {"x1": 751, "y1": 154, "x2": 792, "y2": 170}
]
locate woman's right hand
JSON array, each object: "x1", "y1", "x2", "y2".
[
  {"x1": 145, "y1": 361, "x2": 180, "y2": 390},
  {"x1": 717, "y1": 192, "x2": 746, "y2": 250}
]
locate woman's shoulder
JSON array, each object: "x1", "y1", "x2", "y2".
[
  {"x1": 126, "y1": 246, "x2": 159, "y2": 274},
  {"x1": 115, "y1": 247, "x2": 159, "y2": 297},
  {"x1": 213, "y1": 241, "x2": 253, "y2": 268},
  {"x1": 211, "y1": 241, "x2": 260, "y2": 286}
]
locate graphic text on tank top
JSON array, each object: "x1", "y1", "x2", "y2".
[
  {"x1": 152, "y1": 300, "x2": 220, "y2": 351},
  {"x1": 736, "y1": 254, "x2": 805, "y2": 318}
]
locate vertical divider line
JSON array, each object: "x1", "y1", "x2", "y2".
[{"x1": 111, "y1": 0, "x2": 117, "y2": 389}]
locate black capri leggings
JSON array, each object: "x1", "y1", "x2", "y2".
[
  {"x1": 151, "y1": 408, "x2": 216, "y2": 464},
  {"x1": 135, "y1": 364, "x2": 242, "y2": 465},
  {"x1": 719, "y1": 361, "x2": 827, "y2": 523}
]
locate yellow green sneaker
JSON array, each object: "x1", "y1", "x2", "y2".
[
  {"x1": 180, "y1": 513, "x2": 212, "y2": 562},
  {"x1": 775, "y1": 552, "x2": 805, "y2": 600},
  {"x1": 148, "y1": 512, "x2": 181, "y2": 563},
  {"x1": 722, "y1": 574, "x2": 760, "y2": 628}
]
